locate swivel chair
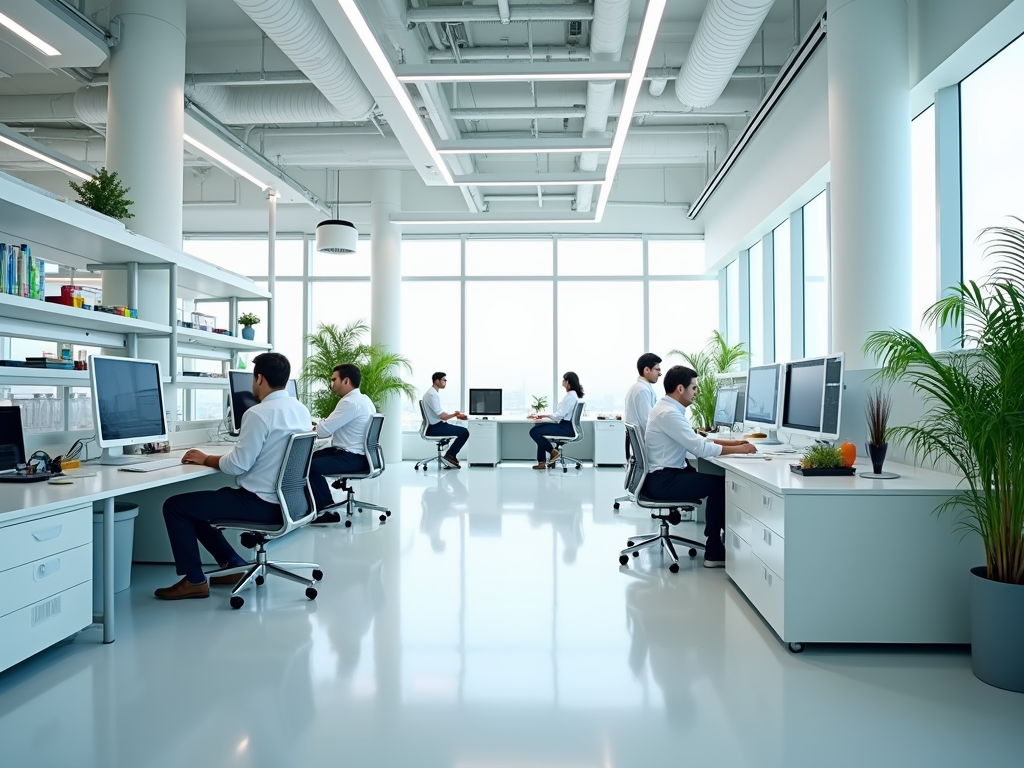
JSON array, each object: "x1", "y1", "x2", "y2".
[
  {"x1": 322, "y1": 414, "x2": 391, "y2": 526},
  {"x1": 541, "y1": 400, "x2": 586, "y2": 472},
  {"x1": 613, "y1": 426, "x2": 640, "y2": 510},
  {"x1": 206, "y1": 431, "x2": 323, "y2": 609},
  {"x1": 618, "y1": 423, "x2": 705, "y2": 573},
  {"x1": 415, "y1": 400, "x2": 453, "y2": 471}
]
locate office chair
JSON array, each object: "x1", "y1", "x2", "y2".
[
  {"x1": 321, "y1": 413, "x2": 390, "y2": 526},
  {"x1": 618, "y1": 423, "x2": 705, "y2": 574},
  {"x1": 613, "y1": 426, "x2": 640, "y2": 510},
  {"x1": 415, "y1": 400, "x2": 453, "y2": 471},
  {"x1": 206, "y1": 431, "x2": 323, "y2": 609},
  {"x1": 541, "y1": 400, "x2": 586, "y2": 472}
]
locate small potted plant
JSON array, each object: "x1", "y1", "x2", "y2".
[
  {"x1": 531, "y1": 395, "x2": 548, "y2": 414},
  {"x1": 68, "y1": 167, "x2": 135, "y2": 221},
  {"x1": 238, "y1": 311, "x2": 261, "y2": 340},
  {"x1": 864, "y1": 388, "x2": 893, "y2": 476}
]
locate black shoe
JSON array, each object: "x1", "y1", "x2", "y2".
[{"x1": 312, "y1": 510, "x2": 342, "y2": 525}]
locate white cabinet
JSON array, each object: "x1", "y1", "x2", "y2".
[
  {"x1": 465, "y1": 419, "x2": 500, "y2": 465},
  {"x1": 592, "y1": 419, "x2": 625, "y2": 466}
]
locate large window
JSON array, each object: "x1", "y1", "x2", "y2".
[
  {"x1": 400, "y1": 280, "x2": 462, "y2": 428},
  {"x1": 803, "y1": 191, "x2": 830, "y2": 356},
  {"x1": 558, "y1": 239, "x2": 642, "y2": 276},
  {"x1": 911, "y1": 106, "x2": 938, "y2": 350},
  {"x1": 748, "y1": 241, "x2": 764, "y2": 365},
  {"x1": 773, "y1": 221, "x2": 792, "y2": 362},
  {"x1": 649, "y1": 281, "x2": 719, "y2": 370},
  {"x1": 466, "y1": 239, "x2": 552, "y2": 276},
  {"x1": 725, "y1": 259, "x2": 740, "y2": 347}
]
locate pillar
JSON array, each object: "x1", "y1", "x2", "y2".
[
  {"x1": 827, "y1": 0, "x2": 912, "y2": 368},
  {"x1": 370, "y1": 170, "x2": 402, "y2": 463}
]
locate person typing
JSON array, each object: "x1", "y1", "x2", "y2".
[{"x1": 423, "y1": 371, "x2": 470, "y2": 468}]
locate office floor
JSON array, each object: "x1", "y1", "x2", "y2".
[{"x1": 1, "y1": 464, "x2": 1021, "y2": 768}]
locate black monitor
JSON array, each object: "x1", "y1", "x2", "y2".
[
  {"x1": 782, "y1": 354, "x2": 844, "y2": 440},
  {"x1": 228, "y1": 369, "x2": 259, "y2": 435},
  {"x1": 0, "y1": 405, "x2": 26, "y2": 473},
  {"x1": 713, "y1": 387, "x2": 741, "y2": 428},
  {"x1": 89, "y1": 356, "x2": 168, "y2": 463},
  {"x1": 744, "y1": 363, "x2": 783, "y2": 444},
  {"x1": 468, "y1": 388, "x2": 502, "y2": 416}
]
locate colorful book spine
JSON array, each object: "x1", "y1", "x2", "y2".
[{"x1": 0, "y1": 243, "x2": 6, "y2": 294}]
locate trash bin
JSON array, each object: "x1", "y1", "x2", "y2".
[{"x1": 92, "y1": 502, "x2": 139, "y2": 612}]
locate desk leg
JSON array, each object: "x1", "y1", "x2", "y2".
[{"x1": 103, "y1": 497, "x2": 115, "y2": 644}]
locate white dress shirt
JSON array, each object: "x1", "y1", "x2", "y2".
[
  {"x1": 219, "y1": 390, "x2": 313, "y2": 504},
  {"x1": 550, "y1": 390, "x2": 580, "y2": 422},
  {"x1": 624, "y1": 377, "x2": 657, "y2": 436},
  {"x1": 422, "y1": 386, "x2": 443, "y2": 426},
  {"x1": 315, "y1": 388, "x2": 374, "y2": 453},
  {"x1": 645, "y1": 395, "x2": 722, "y2": 472}
]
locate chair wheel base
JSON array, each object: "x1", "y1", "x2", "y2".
[
  {"x1": 613, "y1": 503, "x2": 620, "y2": 510},
  {"x1": 255, "y1": 575, "x2": 265, "y2": 586},
  {"x1": 619, "y1": 555, "x2": 629, "y2": 566},
  {"x1": 305, "y1": 587, "x2": 318, "y2": 600},
  {"x1": 669, "y1": 563, "x2": 679, "y2": 574},
  {"x1": 345, "y1": 519, "x2": 352, "y2": 528},
  {"x1": 689, "y1": 548, "x2": 697, "y2": 557},
  {"x1": 379, "y1": 514, "x2": 387, "y2": 523},
  {"x1": 312, "y1": 569, "x2": 323, "y2": 581},
  {"x1": 230, "y1": 596, "x2": 244, "y2": 610}
]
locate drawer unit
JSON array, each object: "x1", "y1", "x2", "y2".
[
  {"x1": 751, "y1": 518, "x2": 785, "y2": 580},
  {"x1": 592, "y1": 419, "x2": 625, "y2": 466},
  {"x1": 750, "y1": 558, "x2": 785, "y2": 637},
  {"x1": 725, "y1": 474, "x2": 751, "y2": 512},
  {"x1": 465, "y1": 420, "x2": 500, "y2": 465},
  {"x1": 726, "y1": 505, "x2": 752, "y2": 544},
  {"x1": 0, "y1": 581, "x2": 92, "y2": 673},
  {"x1": 726, "y1": 527, "x2": 753, "y2": 593},
  {"x1": 0, "y1": 505, "x2": 91, "y2": 571},
  {"x1": 0, "y1": 543, "x2": 92, "y2": 619},
  {"x1": 751, "y1": 487, "x2": 785, "y2": 537}
]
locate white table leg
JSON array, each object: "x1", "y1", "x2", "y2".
[{"x1": 103, "y1": 496, "x2": 115, "y2": 643}]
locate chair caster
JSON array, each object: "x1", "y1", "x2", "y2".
[
  {"x1": 632, "y1": 550, "x2": 639, "y2": 557},
  {"x1": 230, "y1": 596, "x2": 244, "y2": 610},
  {"x1": 255, "y1": 575, "x2": 265, "y2": 586},
  {"x1": 575, "y1": 463, "x2": 581, "y2": 470},
  {"x1": 423, "y1": 466, "x2": 428, "y2": 472},
  {"x1": 385, "y1": 510, "x2": 391, "y2": 516},
  {"x1": 562, "y1": 467, "x2": 567, "y2": 473},
  {"x1": 379, "y1": 514, "x2": 387, "y2": 523},
  {"x1": 669, "y1": 563, "x2": 679, "y2": 574},
  {"x1": 613, "y1": 503, "x2": 620, "y2": 510},
  {"x1": 619, "y1": 555, "x2": 629, "y2": 565},
  {"x1": 689, "y1": 548, "x2": 697, "y2": 557},
  {"x1": 305, "y1": 587, "x2": 317, "y2": 601},
  {"x1": 414, "y1": 463, "x2": 420, "y2": 470},
  {"x1": 788, "y1": 642, "x2": 804, "y2": 653},
  {"x1": 627, "y1": 540, "x2": 635, "y2": 547},
  {"x1": 312, "y1": 569, "x2": 323, "y2": 581},
  {"x1": 344, "y1": 519, "x2": 352, "y2": 528}
]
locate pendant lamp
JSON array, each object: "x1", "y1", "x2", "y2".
[{"x1": 315, "y1": 219, "x2": 358, "y2": 254}]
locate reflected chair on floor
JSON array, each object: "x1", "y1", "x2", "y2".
[
  {"x1": 618, "y1": 423, "x2": 705, "y2": 574},
  {"x1": 415, "y1": 400, "x2": 453, "y2": 471},
  {"x1": 322, "y1": 413, "x2": 390, "y2": 526},
  {"x1": 205, "y1": 431, "x2": 323, "y2": 609},
  {"x1": 541, "y1": 400, "x2": 586, "y2": 472}
]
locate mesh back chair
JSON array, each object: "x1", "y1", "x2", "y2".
[
  {"x1": 324, "y1": 413, "x2": 391, "y2": 526},
  {"x1": 542, "y1": 400, "x2": 586, "y2": 472},
  {"x1": 613, "y1": 423, "x2": 641, "y2": 510},
  {"x1": 617, "y1": 423, "x2": 705, "y2": 573},
  {"x1": 206, "y1": 431, "x2": 323, "y2": 609},
  {"x1": 415, "y1": 400, "x2": 453, "y2": 471}
]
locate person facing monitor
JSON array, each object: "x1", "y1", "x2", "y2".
[
  {"x1": 744, "y1": 363, "x2": 784, "y2": 445},
  {"x1": 423, "y1": 371, "x2": 470, "y2": 469},
  {"x1": 89, "y1": 355, "x2": 169, "y2": 464}
]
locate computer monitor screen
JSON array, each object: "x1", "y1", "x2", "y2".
[
  {"x1": 90, "y1": 356, "x2": 167, "y2": 447},
  {"x1": 468, "y1": 388, "x2": 502, "y2": 416},
  {"x1": 286, "y1": 379, "x2": 298, "y2": 398},
  {"x1": 228, "y1": 370, "x2": 259, "y2": 433},
  {"x1": 782, "y1": 359, "x2": 826, "y2": 432},
  {"x1": 0, "y1": 406, "x2": 26, "y2": 472},
  {"x1": 713, "y1": 387, "x2": 740, "y2": 428},
  {"x1": 745, "y1": 364, "x2": 782, "y2": 429}
]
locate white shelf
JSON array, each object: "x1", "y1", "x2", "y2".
[
  {"x1": 175, "y1": 377, "x2": 229, "y2": 388},
  {"x1": 175, "y1": 328, "x2": 271, "y2": 353},
  {"x1": 0, "y1": 292, "x2": 171, "y2": 337},
  {"x1": 0, "y1": 173, "x2": 270, "y2": 300},
  {"x1": 0, "y1": 367, "x2": 90, "y2": 387}
]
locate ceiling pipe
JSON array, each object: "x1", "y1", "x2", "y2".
[
  {"x1": 428, "y1": 46, "x2": 591, "y2": 62},
  {"x1": 407, "y1": 5, "x2": 595, "y2": 23},
  {"x1": 450, "y1": 106, "x2": 587, "y2": 120},
  {"x1": 497, "y1": 0, "x2": 511, "y2": 25}
]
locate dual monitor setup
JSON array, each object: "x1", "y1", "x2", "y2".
[{"x1": 714, "y1": 353, "x2": 845, "y2": 444}]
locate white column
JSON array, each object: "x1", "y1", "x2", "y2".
[
  {"x1": 267, "y1": 189, "x2": 277, "y2": 349},
  {"x1": 105, "y1": 0, "x2": 185, "y2": 367},
  {"x1": 827, "y1": 0, "x2": 911, "y2": 368},
  {"x1": 370, "y1": 170, "x2": 402, "y2": 463}
]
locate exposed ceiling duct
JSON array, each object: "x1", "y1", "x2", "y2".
[
  {"x1": 406, "y1": 4, "x2": 596, "y2": 24},
  {"x1": 185, "y1": 83, "x2": 345, "y2": 124},
  {"x1": 231, "y1": 0, "x2": 375, "y2": 121},
  {"x1": 675, "y1": 0, "x2": 776, "y2": 109}
]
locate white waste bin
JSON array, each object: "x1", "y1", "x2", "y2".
[{"x1": 92, "y1": 502, "x2": 139, "y2": 612}]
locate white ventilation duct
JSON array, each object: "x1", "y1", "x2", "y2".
[
  {"x1": 675, "y1": 0, "x2": 775, "y2": 109},
  {"x1": 186, "y1": 83, "x2": 344, "y2": 124},
  {"x1": 231, "y1": 0, "x2": 375, "y2": 121},
  {"x1": 576, "y1": 0, "x2": 631, "y2": 213}
]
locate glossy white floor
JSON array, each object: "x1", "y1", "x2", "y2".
[{"x1": 1, "y1": 464, "x2": 1022, "y2": 768}]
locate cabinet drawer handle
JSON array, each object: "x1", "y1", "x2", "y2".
[
  {"x1": 730, "y1": 481, "x2": 737, "y2": 492},
  {"x1": 763, "y1": 567, "x2": 772, "y2": 586},
  {"x1": 34, "y1": 557, "x2": 62, "y2": 581},
  {"x1": 763, "y1": 529, "x2": 772, "y2": 545},
  {"x1": 31, "y1": 525, "x2": 63, "y2": 542},
  {"x1": 762, "y1": 495, "x2": 773, "y2": 510}
]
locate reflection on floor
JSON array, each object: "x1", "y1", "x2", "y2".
[{"x1": 1, "y1": 463, "x2": 1022, "y2": 768}]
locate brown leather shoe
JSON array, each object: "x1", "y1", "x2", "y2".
[
  {"x1": 154, "y1": 577, "x2": 210, "y2": 600},
  {"x1": 209, "y1": 572, "x2": 247, "y2": 587},
  {"x1": 532, "y1": 462, "x2": 549, "y2": 470},
  {"x1": 548, "y1": 450, "x2": 560, "y2": 463},
  {"x1": 444, "y1": 454, "x2": 461, "y2": 468}
]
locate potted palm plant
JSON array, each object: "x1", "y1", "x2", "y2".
[
  {"x1": 864, "y1": 221, "x2": 1024, "y2": 692},
  {"x1": 672, "y1": 330, "x2": 749, "y2": 432},
  {"x1": 300, "y1": 320, "x2": 415, "y2": 417}
]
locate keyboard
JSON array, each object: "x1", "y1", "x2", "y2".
[
  {"x1": 722, "y1": 453, "x2": 768, "y2": 459},
  {"x1": 118, "y1": 457, "x2": 186, "y2": 473}
]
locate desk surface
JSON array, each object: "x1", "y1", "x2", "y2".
[{"x1": 466, "y1": 415, "x2": 621, "y2": 423}]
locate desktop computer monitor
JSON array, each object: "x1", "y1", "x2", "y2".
[
  {"x1": 286, "y1": 379, "x2": 298, "y2": 398},
  {"x1": 468, "y1": 388, "x2": 502, "y2": 416},
  {"x1": 228, "y1": 369, "x2": 260, "y2": 434},
  {"x1": 713, "y1": 387, "x2": 741, "y2": 429},
  {"x1": 744, "y1": 363, "x2": 783, "y2": 443},
  {"x1": 0, "y1": 405, "x2": 26, "y2": 472},
  {"x1": 782, "y1": 353, "x2": 844, "y2": 440},
  {"x1": 89, "y1": 355, "x2": 168, "y2": 463}
]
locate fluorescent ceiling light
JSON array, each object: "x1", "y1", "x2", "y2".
[
  {"x1": 0, "y1": 11, "x2": 60, "y2": 56},
  {"x1": 437, "y1": 145, "x2": 611, "y2": 156},
  {"x1": 0, "y1": 134, "x2": 91, "y2": 180},
  {"x1": 336, "y1": 0, "x2": 454, "y2": 185},
  {"x1": 594, "y1": 0, "x2": 667, "y2": 222},
  {"x1": 183, "y1": 133, "x2": 270, "y2": 191},
  {"x1": 392, "y1": 216, "x2": 595, "y2": 226},
  {"x1": 452, "y1": 177, "x2": 604, "y2": 187},
  {"x1": 397, "y1": 72, "x2": 630, "y2": 84}
]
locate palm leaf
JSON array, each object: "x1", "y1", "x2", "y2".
[{"x1": 669, "y1": 332, "x2": 749, "y2": 431}]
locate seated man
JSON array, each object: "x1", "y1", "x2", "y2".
[
  {"x1": 155, "y1": 352, "x2": 312, "y2": 600},
  {"x1": 310, "y1": 363, "x2": 375, "y2": 523},
  {"x1": 643, "y1": 365, "x2": 756, "y2": 568},
  {"x1": 423, "y1": 371, "x2": 469, "y2": 468}
]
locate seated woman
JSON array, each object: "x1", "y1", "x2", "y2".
[{"x1": 527, "y1": 371, "x2": 584, "y2": 470}]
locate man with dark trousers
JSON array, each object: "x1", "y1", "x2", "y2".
[
  {"x1": 309, "y1": 362, "x2": 375, "y2": 522},
  {"x1": 155, "y1": 352, "x2": 312, "y2": 600},
  {"x1": 422, "y1": 372, "x2": 469, "y2": 468},
  {"x1": 643, "y1": 365, "x2": 756, "y2": 567}
]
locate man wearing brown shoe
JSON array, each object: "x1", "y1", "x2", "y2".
[
  {"x1": 154, "y1": 353, "x2": 312, "y2": 600},
  {"x1": 423, "y1": 372, "x2": 469, "y2": 468}
]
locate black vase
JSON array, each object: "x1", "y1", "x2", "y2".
[{"x1": 866, "y1": 442, "x2": 888, "y2": 474}]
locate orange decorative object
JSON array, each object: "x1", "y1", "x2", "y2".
[{"x1": 840, "y1": 441, "x2": 857, "y2": 468}]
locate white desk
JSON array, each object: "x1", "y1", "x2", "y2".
[
  {"x1": 706, "y1": 456, "x2": 982, "y2": 650},
  {"x1": 462, "y1": 415, "x2": 617, "y2": 465}
]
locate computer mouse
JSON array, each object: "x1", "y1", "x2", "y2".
[
  {"x1": 48, "y1": 477, "x2": 74, "y2": 485},
  {"x1": 745, "y1": 432, "x2": 768, "y2": 439}
]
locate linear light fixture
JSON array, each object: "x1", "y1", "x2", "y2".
[
  {"x1": 336, "y1": 0, "x2": 454, "y2": 185},
  {"x1": 0, "y1": 11, "x2": 61, "y2": 56},
  {"x1": 183, "y1": 133, "x2": 270, "y2": 191},
  {"x1": 0, "y1": 133, "x2": 92, "y2": 180},
  {"x1": 392, "y1": 215, "x2": 596, "y2": 226},
  {"x1": 436, "y1": 139, "x2": 612, "y2": 155},
  {"x1": 396, "y1": 63, "x2": 632, "y2": 84},
  {"x1": 451, "y1": 176, "x2": 604, "y2": 187},
  {"x1": 594, "y1": 0, "x2": 668, "y2": 222}
]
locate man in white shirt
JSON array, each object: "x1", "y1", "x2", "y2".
[
  {"x1": 644, "y1": 365, "x2": 756, "y2": 567},
  {"x1": 309, "y1": 363, "x2": 376, "y2": 522},
  {"x1": 155, "y1": 353, "x2": 312, "y2": 600},
  {"x1": 624, "y1": 352, "x2": 662, "y2": 461},
  {"x1": 423, "y1": 371, "x2": 469, "y2": 468}
]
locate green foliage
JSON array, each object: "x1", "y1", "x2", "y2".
[
  {"x1": 237, "y1": 311, "x2": 261, "y2": 327},
  {"x1": 800, "y1": 444, "x2": 844, "y2": 469},
  {"x1": 865, "y1": 387, "x2": 893, "y2": 447},
  {"x1": 300, "y1": 320, "x2": 416, "y2": 418},
  {"x1": 531, "y1": 395, "x2": 548, "y2": 413},
  {"x1": 671, "y1": 330, "x2": 749, "y2": 431},
  {"x1": 864, "y1": 220, "x2": 1024, "y2": 585},
  {"x1": 68, "y1": 167, "x2": 134, "y2": 220}
]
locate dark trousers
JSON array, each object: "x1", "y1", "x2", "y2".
[
  {"x1": 426, "y1": 421, "x2": 470, "y2": 458},
  {"x1": 309, "y1": 447, "x2": 370, "y2": 510},
  {"x1": 530, "y1": 420, "x2": 574, "y2": 462},
  {"x1": 642, "y1": 467, "x2": 726, "y2": 559},
  {"x1": 163, "y1": 487, "x2": 281, "y2": 583}
]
